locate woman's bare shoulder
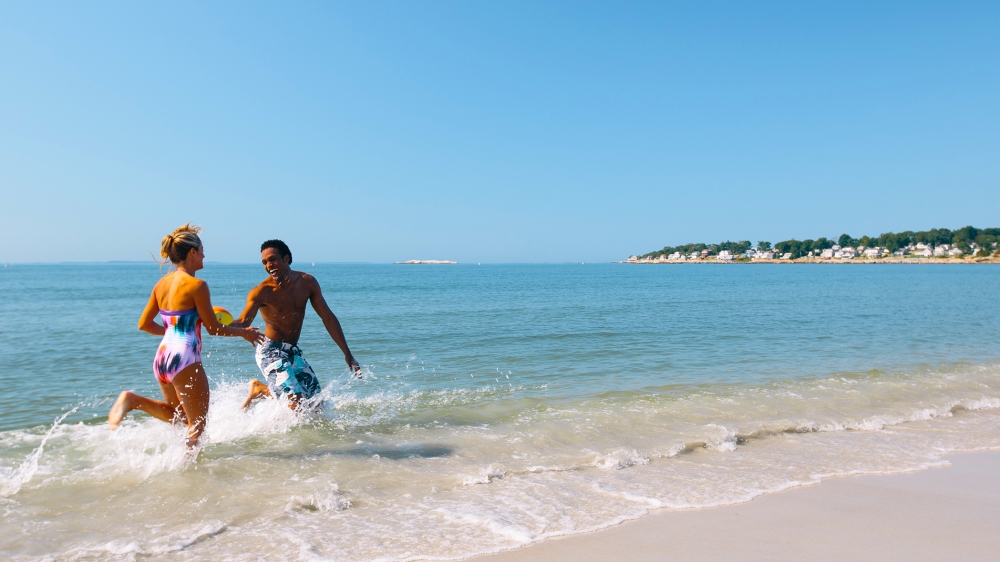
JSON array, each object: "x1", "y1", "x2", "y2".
[
  {"x1": 153, "y1": 271, "x2": 205, "y2": 307},
  {"x1": 151, "y1": 271, "x2": 174, "y2": 292}
]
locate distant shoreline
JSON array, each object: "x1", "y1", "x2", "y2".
[
  {"x1": 394, "y1": 260, "x2": 459, "y2": 265},
  {"x1": 626, "y1": 257, "x2": 1000, "y2": 264},
  {"x1": 632, "y1": 226, "x2": 999, "y2": 264}
]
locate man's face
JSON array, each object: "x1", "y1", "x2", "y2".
[{"x1": 261, "y1": 248, "x2": 291, "y2": 280}]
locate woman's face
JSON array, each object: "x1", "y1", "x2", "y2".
[{"x1": 186, "y1": 245, "x2": 205, "y2": 271}]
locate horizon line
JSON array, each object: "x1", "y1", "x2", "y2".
[{"x1": 0, "y1": 260, "x2": 618, "y2": 266}]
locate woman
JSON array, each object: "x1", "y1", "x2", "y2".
[{"x1": 108, "y1": 224, "x2": 262, "y2": 448}]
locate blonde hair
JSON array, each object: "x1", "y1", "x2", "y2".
[{"x1": 159, "y1": 223, "x2": 203, "y2": 264}]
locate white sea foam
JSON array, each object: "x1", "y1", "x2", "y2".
[
  {"x1": 590, "y1": 448, "x2": 650, "y2": 470},
  {"x1": 432, "y1": 507, "x2": 536, "y2": 544},
  {"x1": 462, "y1": 463, "x2": 507, "y2": 485},
  {"x1": 56, "y1": 520, "x2": 229, "y2": 559},
  {"x1": 286, "y1": 483, "x2": 352, "y2": 513},
  {"x1": 0, "y1": 408, "x2": 74, "y2": 497},
  {"x1": 3, "y1": 363, "x2": 1000, "y2": 561},
  {"x1": 703, "y1": 424, "x2": 738, "y2": 451}
]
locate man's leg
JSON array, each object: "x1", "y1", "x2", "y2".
[
  {"x1": 287, "y1": 354, "x2": 320, "y2": 411},
  {"x1": 241, "y1": 380, "x2": 273, "y2": 409}
]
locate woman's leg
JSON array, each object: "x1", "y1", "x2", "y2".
[
  {"x1": 171, "y1": 362, "x2": 211, "y2": 448},
  {"x1": 108, "y1": 383, "x2": 183, "y2": 429},
  {"x1": 157, "y1": 381, "x2": 188, "y2": 425}
]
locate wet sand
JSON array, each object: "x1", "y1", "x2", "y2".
[{"x1": 471, "y1": 450, "x2": 1000, "y2": 562}]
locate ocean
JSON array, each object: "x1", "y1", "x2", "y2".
[{"x1": 2, "y1": 263, "x2": 1000, "y2": 560}]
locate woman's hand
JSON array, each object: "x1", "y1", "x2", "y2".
[{"x1": 241, "y1": 326, "x2": 265, "y2": 346}]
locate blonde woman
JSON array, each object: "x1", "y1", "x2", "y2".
[{"x1": 109, "y1": 224, "x2": 263, "y2": 448}]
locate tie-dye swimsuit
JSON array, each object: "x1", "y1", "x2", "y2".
[{"x1": 153, "y1": 308, "x2": 203, "y2": 384}]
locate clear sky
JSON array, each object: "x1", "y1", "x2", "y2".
[{"x1": 1, "y1": 2, "x2": 998, "y2": 263}]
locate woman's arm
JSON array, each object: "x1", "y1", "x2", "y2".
[
  {"x1": 193, "y1": 281, "x2": 264, "y2": 345},
  {"x1": 138, "y1": 290, "x2": 165, "y2": 336}
]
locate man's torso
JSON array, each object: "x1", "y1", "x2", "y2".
[{"x1": 255, "y1": 271, "x2": 314, "y2": 344}]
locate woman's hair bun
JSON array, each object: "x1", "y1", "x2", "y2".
[{"x1": 158, "y1": 224, "x2": 203, "y2": 265}]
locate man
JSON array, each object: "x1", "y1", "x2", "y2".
[{"x1": 236, "y1": 240, "x2": 361, "y2": 410}]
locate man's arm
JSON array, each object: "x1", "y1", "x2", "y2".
[
  {"x1": 307, "y1": 276, "x2": 361, "y2": 375},
  {"x1": 230, "y1": 284, "x2": 264, "y2": 329},
  {"x1": 194, "y1": 281, "x2": 264, "y2": 344}
]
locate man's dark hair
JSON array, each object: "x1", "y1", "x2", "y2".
[{"x1": 261, "y1": 239, "x2": 292, "y2": 264}]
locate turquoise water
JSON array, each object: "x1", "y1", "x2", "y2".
[{"x1": 2, "y1": 263, "x2": 1000, "y2": 560}]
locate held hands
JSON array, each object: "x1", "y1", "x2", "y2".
[
  {"x1": 346, "y1": 355, "x2": 362, "y2": 379},
  {"x1": 241, "y1": 326, "x2": 266, "y2": 346}
]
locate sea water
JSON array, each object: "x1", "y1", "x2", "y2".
[{"x1": 2, "y1": 263, "x2": 999, "y2": 560}]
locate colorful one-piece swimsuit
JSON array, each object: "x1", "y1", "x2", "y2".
[{"x1": 153, "y1": 308, "x2": 203, "y2": 384}]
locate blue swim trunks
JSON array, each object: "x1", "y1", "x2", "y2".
[{"x1": 255, "y1": 338, "x2": 321, "y2": 399}]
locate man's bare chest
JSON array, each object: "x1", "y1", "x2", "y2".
[{"x1": 260, "y1": 285, "x2": 310, "y2": 312}]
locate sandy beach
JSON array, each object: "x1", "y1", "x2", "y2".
[{"x1": 472, "y1": 450, "x2": 1000, "y2": 562}]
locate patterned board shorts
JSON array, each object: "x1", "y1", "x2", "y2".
[{"x1": 255, "y1": 338, "x2": 322, "y2": 399}]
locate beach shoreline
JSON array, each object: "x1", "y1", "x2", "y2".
[{"x1": 470, "y1": 449, "x2": 1000, "y2": 562}]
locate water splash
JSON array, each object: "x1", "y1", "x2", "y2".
[{"x1": 0, "y1": 407, "x2": 76, "y2": 497}]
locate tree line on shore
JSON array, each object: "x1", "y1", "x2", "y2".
[{"x1": 639, "y1": 226, "x2": 1000, "y2": 260}]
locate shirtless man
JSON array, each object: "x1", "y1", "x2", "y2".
[{"x1": 236, "y1": 240, "x2": 361, "y2": 409}]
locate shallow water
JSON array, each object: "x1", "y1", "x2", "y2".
[{"x1": 2, "y1": 263, "x2": 999, "y2": 560}]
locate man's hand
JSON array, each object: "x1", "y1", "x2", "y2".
[
  {"x1": 242, "y1": 327, "x2": 265, "y2": 346},
  {"x1": 346, "y1": 355, "x2": 362, "y2": 379}
]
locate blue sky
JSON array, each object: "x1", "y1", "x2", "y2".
[{"x1": 1, "y1": 2, "x2": 998, "y2": 263}]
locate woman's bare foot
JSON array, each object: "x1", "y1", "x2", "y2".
[{"x1": 108, "y1": 391, "x2": 135, "y2": 430}]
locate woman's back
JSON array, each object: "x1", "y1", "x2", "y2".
[{"x1": 154, "y1": 270, "x2": 204, "y2": 311}]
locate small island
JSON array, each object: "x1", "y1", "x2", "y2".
[
  {"x1": 628, "y1": 226, "x2": 1000, "y2": 264},
  {"x1": 394, "y1": 260, "x2": 459, "y2": 264}
]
